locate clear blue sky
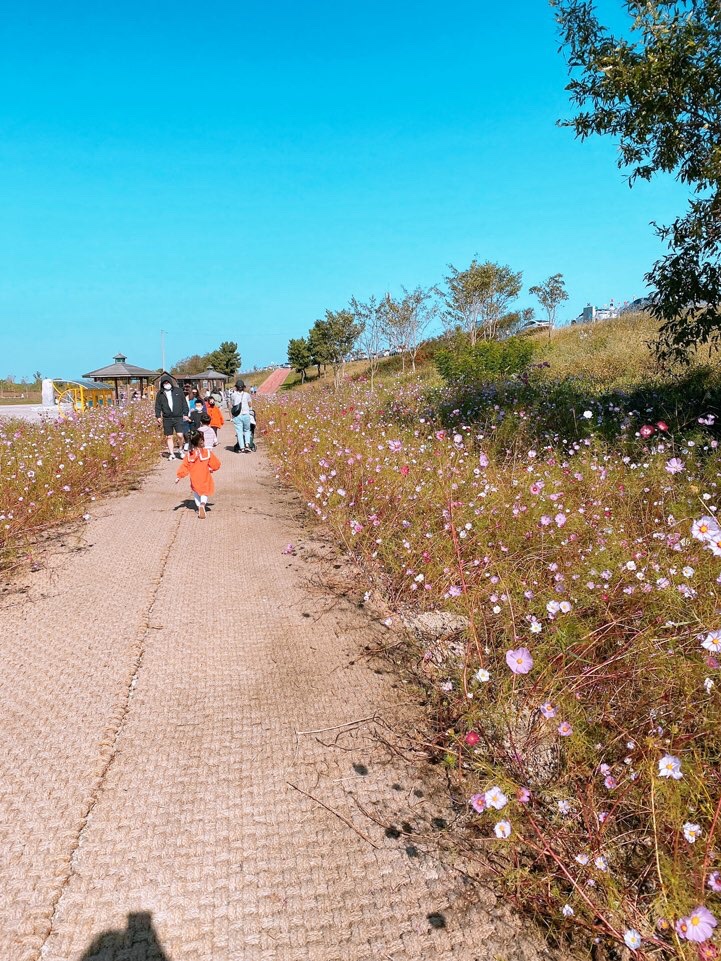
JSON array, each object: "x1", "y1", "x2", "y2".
[{"x1": 0, "y1": 0, "x2": 687, "y2": 379}]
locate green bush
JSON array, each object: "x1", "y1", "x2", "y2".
[{"x1": 435, "y1": 336, "x2": 535, "y2": 383}]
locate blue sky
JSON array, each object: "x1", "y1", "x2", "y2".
[{"x1": 0, "y1": 1, "x2": 687, "y2": 379}]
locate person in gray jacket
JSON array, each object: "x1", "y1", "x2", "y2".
[{"x1": 155, "y1": 379, "x2": 190, "y2": 459}]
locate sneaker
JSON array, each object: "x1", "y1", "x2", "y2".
[
  {"x1": 233, "y1": 442, "x2": 240, "y2": 453},
  {"x1": 250, "y1": 443, "x2": 256, "y2": 451},
  {"x1": 198, "y1": 503, "x2": 206, "y2": 519},
  {"x1": 175, "y1": 451, "x2": 184, "y2": 460}
]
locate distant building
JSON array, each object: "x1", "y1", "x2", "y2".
[{"x1": 573, "y1": 302, "x2": 620, "y2": 325}]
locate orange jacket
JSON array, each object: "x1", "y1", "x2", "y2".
[
  {"x1": 176, "y1": 448, "x2": 221, "y2": 496},
  {"x1": 206, "y1": 404, "x2": 224, "y2": 428}
]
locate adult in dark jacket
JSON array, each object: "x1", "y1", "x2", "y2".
[{"x1": 155, "y1": 379, "x2": 190, "y2": 459}]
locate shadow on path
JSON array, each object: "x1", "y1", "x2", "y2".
[{"x1": 79, "y1": 911, "x2": 169, "y2": 961}]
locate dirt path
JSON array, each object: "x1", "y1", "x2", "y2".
[
  {"x1": 256, "y1": 368, "x2": 291, "y2": 395},
  {"x1": 0, "y1": 425, "x2": 555, "y2": 961}
]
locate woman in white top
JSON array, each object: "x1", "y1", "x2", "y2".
[{"x1": 230, "y1": 379, "x2": 253, "y2": 453}]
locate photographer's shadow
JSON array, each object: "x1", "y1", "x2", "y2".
[{"x1": 79, "y1": 911, "x2": 168, "y2": 960}]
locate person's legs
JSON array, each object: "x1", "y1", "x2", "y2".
[
  {"x1": 233, "y1": 416, "x2": 246, "y2": 451},
  {"x1": 241, "y1": 413, "x2": 252, "y2": 450},
  {"x1": 163, "y1": 419, "x2": 176, "y2": 457}
]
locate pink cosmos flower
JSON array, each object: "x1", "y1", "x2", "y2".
[
  {"x1": 470, "y1": 793, "x2": 486, "y2": 813},
  {"x1": 707, "y1": 871, "x2": 721, "y2": 893},
  {"x1": 435, "y1": 430, "x2": 446, "y2": 440},
  {"x1": 448, "y1": 585, "x2": 463, "y2": 597},
  {"x1": 656, "y1": 420, "x2": 669, "y2": 432},
  {"x1": 387, "y1": 440, "x2": 402, "y2": 452},
  {"x1": 557, "y1": 721, "x2": 573, "y2": 736},
  {"x1": 464, "y1": 731, "x2": 480, "y2": 747},
  {"x1": 666, "y1": 457, "x2": 685, "y2": 474},
  {"x1": 517, "y1": 787, "x2": 531, "y2": 804},
  {"x1": 539, "y1": 702, "x2": 556, "y2": 719},
  {"x1": 639, "y1": 424, "x2": 655, "y2": 439},
  {"x1": 506, "y1": 647, "x2": 533, "y2": 674},
  {"x1": 479, "y1": 452, "x2": 489, "y2": 468},
  {"x1": 555, "y1": 512, "x2": 567, "y2": 527},
  {"x1": 604, "y1": 775, "x2": 618, "y2": 790},
  {"x1": 676, "y1": 906, "x2": 717, "y2": 943}
]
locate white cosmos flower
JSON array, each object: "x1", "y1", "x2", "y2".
[
  {"x1": 683, "y1": 822, "x2": 702, "y2": 843},
  {"x1": 484, "y1": 787, "x2": 508, "y2": 810}
]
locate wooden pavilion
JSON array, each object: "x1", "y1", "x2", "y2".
[
  {"x1": 83, "y1": 353, "x2": 158, "y2": 402},
  {"x1": 176, "y1": 368, "x2": 229, "y2": 394}
]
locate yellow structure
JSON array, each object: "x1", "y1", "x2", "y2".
[{"x1": 52, "y1": 379, "x2": 115, "y2": 412}]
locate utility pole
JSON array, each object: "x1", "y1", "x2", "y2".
[{"x1": 161, "y1": 330, "x2": 168, "y2": 372}]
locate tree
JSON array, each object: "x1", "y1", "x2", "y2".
[
  {"x1": 443, "y1": 260, "x2": 522, "y2": 344},
  {"x1": 206, "y1": 341, "x2": 241, "y2": 378},
  {"x1": 529, "y1": 273, "x2": 569, "y2": 340},
  {"x1": 350, "y1": 295, "x2": 386, "y2": 391},
  {"x1": 553, "y1": 0, "x2": 721, "y2": 362},
  {"x1": 308, "y1": 321, "x2": 331, "y2": 377},
  {"x1": 287, "y1": 337, "x2": 312, "y2": 383},
  {"x1": 316, "y1": 310, "x2": 364, "y2": 391},
  {"x1": 173, "y1": 353, "x2": 211, "y2": 375},
  {"x1": 382, "y1": 286, "x2": 438, "y2": 373}
]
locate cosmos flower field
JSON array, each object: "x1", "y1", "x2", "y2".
[
  {"x1": 266, "y1": 363, "x2": 721, "y2": 958},
  {"x1": 0, "y1": 404, "x2": 159, "y2": 575}
]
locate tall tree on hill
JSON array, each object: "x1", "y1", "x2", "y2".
[
  {"x1": 382, "y1": 286, "x2": 437, "y2": 373},
  {"x1": 316, "y1": 310, "x2": 364, "y2": 391},
  {"x1": 287, "y1": 337, "x2": 312, "y2": 383},
  {"x1": 206, "y1": 341, "x2": 241, "y2": 378},
  {"x1": 308, "y1": 321, "x2": 331, "y2": 378},
  {"x1": 529, "y1": 273, "x2": 569, "y2": 340},
  {"x1": 350, "y1": 294, "x2": 385, "y2": 391},
  {"x1": 443, "y1": 260, "x2": 522, "y2": 344},
  {"x1": 553, "y1": 0, "x2": 721, "y2": 362}
]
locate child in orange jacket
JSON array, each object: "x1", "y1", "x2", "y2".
[
  {"x1": 205, "y1": 397, "x2": 224, "y2": 437},
  {"x1": 175, "y1": 429, "x2": 220, "y2": 519}
]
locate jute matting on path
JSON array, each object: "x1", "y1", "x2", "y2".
[{"x1": 0, "y1": 425, "x2": 557, "y2": 961}]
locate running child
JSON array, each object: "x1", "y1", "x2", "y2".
[{"x1": 175, "y1": 429, "x2": 220, "y2": 519}]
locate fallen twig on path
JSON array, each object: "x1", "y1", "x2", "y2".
[
  {"x1": 295, "y1": 714, "x2": 379, "y2": 736},
  {"x1": 287, "y1": 781, "x2": 380, "y2": 849}
]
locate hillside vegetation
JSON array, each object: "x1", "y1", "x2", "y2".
[{"x1": 264, "y1": 312, "x2": 721, "y2": 959}]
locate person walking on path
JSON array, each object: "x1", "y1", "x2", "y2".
[
  {"x1": 175, "y1": 428, "x2": 220, "y2": 519},
  {"x1": 155, "y1": 378, "x2": 190, "y2": 459},
  {"x1": 205, "y1": 396, "x2": 224, "y2": 438},
  {"x1": 230, "y1": 379, "x2": 253, "y2": 453}
]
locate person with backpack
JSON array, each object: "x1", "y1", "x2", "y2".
[{"x1": 230, "y1": 379, "x2": 253, "y2": 453}]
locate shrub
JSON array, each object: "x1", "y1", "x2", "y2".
[{"x1": 435, "y1": 336, "x2": 535, "y2": 384}]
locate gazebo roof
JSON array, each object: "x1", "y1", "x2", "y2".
[
  {"x1": 83, "y1": 353, "x2": 157, "y2": 380},
  {"x1": 179, "y1": 368, "x2": 229, "y2": 381}
]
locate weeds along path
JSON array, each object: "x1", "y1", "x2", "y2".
[{"x1": 0, "y1": 425, "x2": 556, "y2": 961}]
